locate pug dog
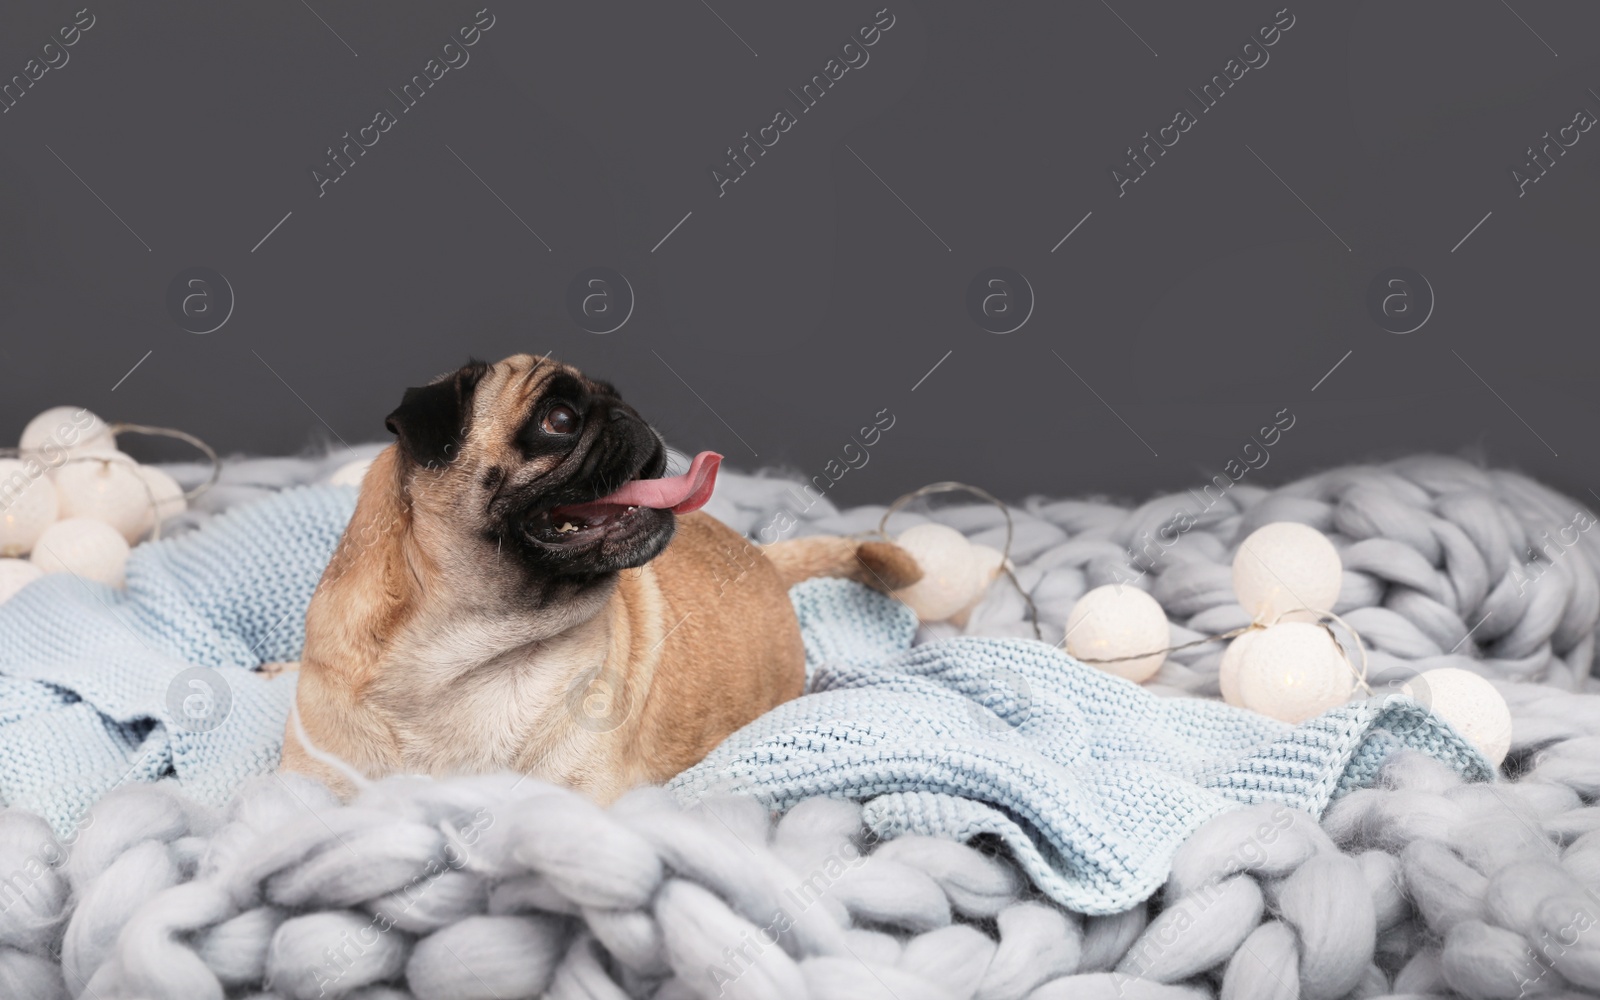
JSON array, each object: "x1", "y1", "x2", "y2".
[{"x1": 278, "y1": 354, "x2": 920, "y2": 802}]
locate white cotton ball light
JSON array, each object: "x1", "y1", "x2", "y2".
[
  {"x1": 19, "y1": 407, "x2": 115, "y2": 467},
  {"x1": 327, "y1": 457, "x2": 374, "y2": 488},
  {"x1": 1218, "y1": 629, "x2": 1259, "y2": 707},
  {"x1": 950, "y1": 544, "x2": 1008, "y2": 627},
  {"x1": 892, "y1": 523, "x2": 983, "y2": 622},
  {"x1": 1235, "y1": 621, "x2": 1354, "y2": 724},
  {"x1": 1065, "y1": 584, "x2": 1170, "y2": 682},
  {"x1": 1232, "y1": 522, "x2": 1342, "y2": 624},
  {"x1": 135, "y1": 465, "x2": 187, "y2": 529},
  {"x1": 968, "y1": 544, "x2": 1006, "y2": 587},
  {"x1": 0, "y1": 558, "x2": 43, "y2": 606},
  {"x1": 54, "y1": 450, "x2": 150, "y2": 543},
  {"x1": 1401, "y1": 667, "x2": 1512, "y2": 767},
  {"x1": 0, "y1": 459, "x2": 61, "y2": 556},
  {"x1": 30, "y1": 517, "x2": 130, "y2": 587}
]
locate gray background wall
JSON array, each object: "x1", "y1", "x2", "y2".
[{"x1": 1, "y1": 1, "x2": 1596, "y2": 507}]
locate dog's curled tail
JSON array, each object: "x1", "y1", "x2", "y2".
[{"x1": 762, "y1": 535, "x2": 923, "y2": 593}]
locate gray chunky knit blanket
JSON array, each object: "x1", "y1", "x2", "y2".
[{"x1": 1, "y1": 449, "x2": 1597, "y2": 1000}]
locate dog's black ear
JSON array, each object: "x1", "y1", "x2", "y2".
[{"x1": 385, "y1": 360, "x2": 489, "y2": 468}]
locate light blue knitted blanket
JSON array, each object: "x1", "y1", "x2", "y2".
[
  {"x1": 675, "y1": 579, "x2": 1494, "y2": 912},
  {"x1": 0, "y1": 486, "x2": 355, "y2": 836},
  {"x1": 0, "y1": 485, "x2": 1492, "y2": 912}
]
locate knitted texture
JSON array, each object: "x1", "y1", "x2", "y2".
[
  {"x1": 696, "y1": 453, "x2": 1600, "y2": 695},
  {"x1": 0, "y1": 473, "x2": 1488, "y2": 899},
  {"x1": 0, "y1": 485, "x2": 354, "y2": 833},
  {"x1": 676, "y1": 578, "x2": 1491, "y2": 913},
  {"x1": 0, "y1": 450, "x2": 1597, "y2": 999}
]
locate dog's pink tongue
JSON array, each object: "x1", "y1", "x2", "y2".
[{"x1": 595, "y1": 451, "x2": 722, "y2": 514}]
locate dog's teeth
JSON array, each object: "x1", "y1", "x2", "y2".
[{"x1": 559, "y1": 522, "x2": 577, "y2": 533}]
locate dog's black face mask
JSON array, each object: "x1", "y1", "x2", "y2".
[
  {"x1": 384, "y1": 359, "x2": 678, "y2": 585},
  {"x1": 502, "y1": 371, "x2": 674, "y2": 578}
]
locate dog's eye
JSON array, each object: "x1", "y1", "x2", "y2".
[{"x1": 542, "y1": 404, "x2": 579, "y2": 435}]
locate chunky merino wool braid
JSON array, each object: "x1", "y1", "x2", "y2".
[{"x1": 0, "y1": 450, "x2": 1597, "y2": 999}]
